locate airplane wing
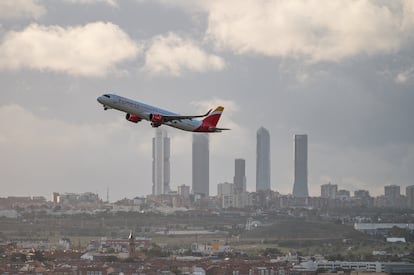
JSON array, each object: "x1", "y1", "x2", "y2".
[{"x1": 161, "y1": 109, "x2": 212, "y2": 122}]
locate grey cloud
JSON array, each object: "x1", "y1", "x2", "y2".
[
  {"x1": 0, "y1": 0, "x2": 46, "y2": 20},
  {"x1": 202, "y1": 0, "x2": 414, "y2": 61},
  {"x1": 63, "y1": 0, "x2": 118, "y2": 7}
]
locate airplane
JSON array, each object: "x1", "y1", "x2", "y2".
[{"x1": 97, "y1": 93, "x2": 230, "y2": 132}]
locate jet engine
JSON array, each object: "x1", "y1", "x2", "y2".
[
  {"x1": 125, "y1": 113, "x2": 141, "y2": 123},
  {"x1": 149, "y1": 113, "x2": 163, "y2": 127}
]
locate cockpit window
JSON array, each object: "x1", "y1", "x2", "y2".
[{"x1": 103, "y1": 94, "x2": 110, "y2": 98}]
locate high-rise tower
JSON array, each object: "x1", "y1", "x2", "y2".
[
  {"x1": 152, "y1": 129, "x2": 170, "y2": 195},
  {"x1": 192, "y1": 134, "x2": 209, "y2": 197},
  {"x1": 234, "y1": 158, "x2": 246, "y2": 194},
  {"x1": 256, "y1": 127, "x2": 270, "y2": 191},
  {"x1": 292, "y1": 134, "x2": 308, "y2": 197}
]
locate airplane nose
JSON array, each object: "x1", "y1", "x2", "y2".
[{"x1": 97, "y1": 96, "x2": 103, "y2": 104}]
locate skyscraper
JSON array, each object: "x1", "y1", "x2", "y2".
[
  {"x1": 256, "y1": 127, "x2": 270, "y2": 191},
  {"x1": 152, "y1": 129, "x2": 170, "y2": 195},
  {"x1": 292, "y1": 134, "x2": 308, "y2": 197},
  {"x1": 234, "y1": 158, "x2": 246, "y2": 194},
  {"x1": 192, "y1": 134, "x2": 209, "y2": 197}
]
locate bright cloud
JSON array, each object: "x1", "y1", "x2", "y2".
[
  {"x1": 0, "y1": 22, "x2": 139, "y2": 77},
  {"x1": 0, "y1": 0, "x2": 45, "y2": 20},
  {"x1": 200, "y1": 0, "x2": 414, "y2": 62},
  {"x1": 395, "y1": 67, "x2": 414, "y2": 84},
  {"x1": 191, "y1": 98, "x2": 239, "y2": 117},
  {"x1": 144, "y1": 33, "x2": 225, "y2": 76}
]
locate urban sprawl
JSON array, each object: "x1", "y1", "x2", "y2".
[{"x1": 2, "y1": 130, "x2": 414, "y2": 274}]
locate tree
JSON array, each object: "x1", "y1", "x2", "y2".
[
  {"x1": 32, "y1": 250, "x2": 45, "y2": 262},
  {"x1": 9, "y1": 252, "x2": 27, "y2": 262}
]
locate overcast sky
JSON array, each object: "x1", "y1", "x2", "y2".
[{"x1": 1, "y1": 0, "x2": 414, "y2": 201}]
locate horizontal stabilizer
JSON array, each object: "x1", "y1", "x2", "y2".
[{"x1": 209, "y1": 127, "x2": 231, "y2": 132}]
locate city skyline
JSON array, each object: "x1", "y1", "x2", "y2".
[
  {"x1": 2, "y1": 124, "x2": 414, "y2": 200},
  {"x1": 1, "y1": 123, "x2": 413, "y2": 200},
  {"x1": 15, "y1": 180, "x2": 414, "y2": 204},
  {"x1": 1, "y1": 1, "x2": 414, "y2": 200}
]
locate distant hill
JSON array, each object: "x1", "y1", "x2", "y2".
[{"x1": 242, "y1": 219, "x2": 364, "y2": 241}]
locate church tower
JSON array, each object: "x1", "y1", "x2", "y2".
[{"x1": 128, "y1": 231, "x2": 135, "y2": 258}]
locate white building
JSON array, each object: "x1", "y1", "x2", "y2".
[
  {"x1": 217, "y1": 182, "x2": 234, "y2": 208},
  {"x1": 293, "y1": 260, "x2": 409, "y2": 273},
  {"x1": 191, "y1": 240, "x2": 231, "y2": 256}
]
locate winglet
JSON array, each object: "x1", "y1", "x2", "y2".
[{"x1": 213, "y1": 106, "x2": 224, "y2": 113}]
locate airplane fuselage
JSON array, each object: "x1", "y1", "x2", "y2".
[{"x1": 97, "y1": 93, "x2": 226, "y2": 132}]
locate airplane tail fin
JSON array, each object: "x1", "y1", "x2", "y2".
[
  {"x1": 194, "y1": 106, "x2": 230, "y2": 133},
  {"x1": 202, "y1": 106, "x2": 224, "y2": 127},
  {"x1": 199, "y1": 106, "x2": 230, "y2": 132}
]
